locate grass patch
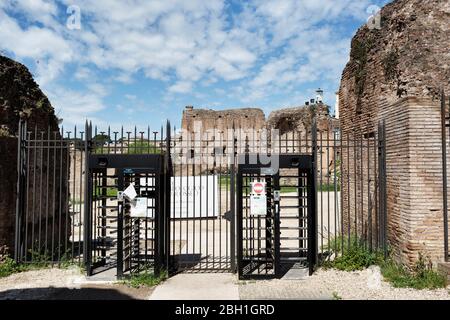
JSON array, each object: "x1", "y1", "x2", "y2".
[
  {"x1": 0, "y1": 246, "x2": 82, "y2": 278},
  {"x1": 125, "y1": 270, "x2": 168, "y2": 288},
  {"x1": 322, "y1": 237, "x2": 447, "y2": 290},
  {"x1": 380, "y1": 254, "x2": 447, "y2": 290}
]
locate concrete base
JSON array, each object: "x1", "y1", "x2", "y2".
[
  {"x1": 149, "y1": 274, "x2": 239, "y2": 300},
  {"x1": 282, "y1": 267, "x2": 309, "y2": 280}
]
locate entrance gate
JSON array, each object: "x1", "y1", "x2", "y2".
[
  {"x1": 237, "y1": 154, "x2": 316, "y2": 279},
  {"x1": 85, "y1": 154, "x2": 168, "y2": 278},
  {"x1": 14, "y1": 119, "x2": 388, "y2": 280}
]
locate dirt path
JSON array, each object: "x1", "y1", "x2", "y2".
[
  {"x1": 1, "y1": 266, "x2": 449, "y2": 300},
  {"x1": 0, "y1": 267, "x2": 153, "y2": 300}
]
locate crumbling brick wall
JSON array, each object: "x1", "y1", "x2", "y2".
[{"x1": 339, "y1": 0, "x2": 450, "y2": 266}]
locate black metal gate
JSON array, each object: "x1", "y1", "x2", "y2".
[
  {"x1": 14, "y1": 118, "x2": 388, "y2": 279},
  {"x1": 84, "y1": 154, "x2": 168, "y2": 278},
  {"x1": 237, "y1": 154, "x2": 316, "y2": 279}
]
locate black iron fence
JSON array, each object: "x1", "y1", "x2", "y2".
[
  {"x1": 441, "y1": 91, "x2": 450, "y2": 263},
  {"x1": 14, "y1": 117, "x2": 388, "y2": 277}
]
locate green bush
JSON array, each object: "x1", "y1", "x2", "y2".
[
  {"x1": 322, "y1": 238, "x2": 383, "y2": 271},
  {"x1": 0, "y1": 257, "x2": 20, "y2": 278}
]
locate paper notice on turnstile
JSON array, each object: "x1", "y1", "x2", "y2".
[
  {"x1": 123, "y1": 183, "x2": 137, "y2": 201},
  {"x1": 250, "y1": 194, "x2": 267, "y2": 216},
  {"x1": 130, "y1": 197, "x2": 149, "y2": 218}
]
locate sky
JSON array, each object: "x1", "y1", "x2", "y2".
[{"x1": 0, "y1": 0, "x2": 391, "y2": 130}]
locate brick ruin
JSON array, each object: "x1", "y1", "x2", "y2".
[
  {"x1": 0, "y1": 55, "x2": 69, "y2": 256},
  {"x1": 338, "y1": 0, "x2": 450, "y2": 266},
  {"x1": 178, "y1": 101, "x2": 338, "y2": 178}
]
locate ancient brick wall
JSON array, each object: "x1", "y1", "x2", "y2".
[{"x1": 338, "y1": 0, "x2": 450, "y2": 266}]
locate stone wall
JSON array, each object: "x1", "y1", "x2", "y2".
[
  {"x1": 182, "y1": 106, "x2": 266, "y2": 133},
  {"x1": 0, "y1": 138, "x2": 18, "y2": 251},
  {"x1": 338, "y1": 0, "x2": 450, "y2": 266},
  {"x1": 0, "y1": 55, "x2": 67, "y2": 257}
]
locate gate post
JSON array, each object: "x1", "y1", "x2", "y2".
[
  {"x1": 83, "y1": 121, "x2": 93, "y2": 275},
  {"x1": 310, "y1": 118, "x2": 318, "y2": 273},
  {"x1": 230, "y1": 163, "x2": 236, "y2": 273},
  {"x1": 164, "y1": 120, "x2": 172, "y2": 273}
]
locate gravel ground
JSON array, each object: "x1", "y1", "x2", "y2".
[
  {"x1": 1, "y1": 266, "x2": 449, "y2": 300},
  {"x1": 0, "y1": 267, "x2": 153, "y2": 300},
  {"x1": 239, "y1": 267, "x2": 450, "y2": 300}
]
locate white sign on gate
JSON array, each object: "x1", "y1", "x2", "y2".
[
  {"x1": 171, "y1": 175, "x2": 219, "y2": 218},
  {"x1": 130, "y1": 197, "x2": 149, "y2": 218},
  {"x1": 139, "y1": 175, "x2": 219, "y2": 219},
  {"x1": 250, "y1": 194, "x2": 267, "y2": 216}
]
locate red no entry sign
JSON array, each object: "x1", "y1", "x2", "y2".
[{"x1": 252, "y1": 182, "x2": 265, "y2": 194}]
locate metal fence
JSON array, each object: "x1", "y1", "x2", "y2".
[
  {"x1": 441, "y1": 91, "x2": 450, "y2": 263},
  {"x1": 14, "y1": 117, "x2": 388, "y2": 277}
]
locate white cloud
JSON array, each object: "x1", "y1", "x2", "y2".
[
  {"x1": 168, "y1": 81, "x2": 193, "y2": 94},
  {"x1": 0, "y1": 0, "x2": 380, "y2": 120}
]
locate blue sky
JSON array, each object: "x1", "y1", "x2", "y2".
[{"x1": 0, "y1": 0, "x2": 390, "y2": 130}]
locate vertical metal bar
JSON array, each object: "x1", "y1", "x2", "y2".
[
  {"x1": 38, "y1": 131, "x2": 44, "y2": 258},
  {"x1": 57, "y1": 128, "x2": 63, "y2": 262},
  {"x1": 236, "y1": 166, "x2": 243, "y2": 278},
  {"x1": 230, "y1": 163, "x2": 236, "y2": 272},
  {"x1": 83, "y1": 122, "x2": 92, "y2": 274},
  {"x1": 64, "y1": 131, "x2": 70, "y2": 261},
  {"x1": 117, "y1": 171, "x2": 124, "y2": 278},
  {"x1": 14, "y1": 120, "x2": 23, "y2": 262},
  {"x1": 327, "y1": 127, "x2": 330, "y2": 256},
  {"x1": 360, "y1": 129, "x2": 364, "y2": 246},
  {"x1": 273, "y1": 172, "x2": 281, "y2": 277},
  {"x1": 377, "y1": 121, "x2": 382, "y2": 251},
  {"x1": 353, "y1": 131, "x2": 357, "y2": 242},
  {"x1": 311, "y1": 118, "x2": 318, "y2": 270},
  {"x1": 165, "y1": 120, "x2": 172, "y2": 272},
  {"x1": 367, "y1": 128, "x2": 372, "y2": 251},
  {"x1": 45, "y1": 128, "x2": 50, "y2": 259},
  {"x1": 31, "y1": 126, "x2": 37, "y2": 261},
  {"x1": 319, "y1": 130, "x2": 323, "y2": 257},
  {"x1": 382, "y1": 121, "x2": 388, "y2": 258},
  {"x1": 51, "y1": 131, "x2": 57, "y2": 263},
  {"x1": 441, "y1": 91, "x2": 449, "y2": 262},
  {"x1": 346, "y1": 132, "x2": 350, "y2": 250},
  {"x1": 78, "y1": 131, "x2": 84, "y2": 264}
]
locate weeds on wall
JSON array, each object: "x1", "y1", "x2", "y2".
[
  {"x1": 381, "y1": 253, "x2": 447, "y2": 290},
  {"x1": 322, "y1": 236, "x2": 384, "y2": 271},
  {"x1": 0, "y1": 245, "x2": 82, "y2": 278},
  {"x1": 322, "y1": 237, "x2": 448, "y2": 290}
]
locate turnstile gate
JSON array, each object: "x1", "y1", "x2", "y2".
[
  {"x1": 84, "y1": 154, "x2": 169, "y2": 278},
  {"x1": 237, "y1": 154, "x2": 316, "y2": 279}
]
